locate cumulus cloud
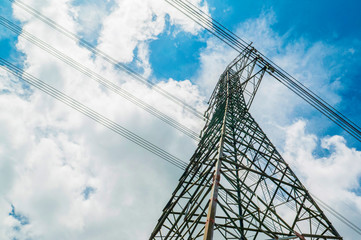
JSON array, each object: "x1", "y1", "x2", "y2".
[
  {"x1": 0, "y1": 1, "x2": 359, "y2": 240},
  {"x1": 283, "y1": 120, "x2": 361, "y2": 240},
  {"x1": 196, "y1": 37, "x2": 239, "y2": 96},
  {"x1": 1, "y1": 0, "x2": 209, "y2": 239},
  {"x1": 97, "y1": 0, "x2": 208, "y2": 63}
]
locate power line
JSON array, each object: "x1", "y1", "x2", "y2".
[
  {"x1": 9, "y1": 0, "x2": 205, "y2": 120},
  {"x1": 311, "y1": 194, "x2": 361, "y2": 236},
  {"x1": 0, "y1": 57, "x2": 188, "y2": 170},
  {"x1": 9, "y1": 0, "x2": 361, "y2": 153},
  {"x1": 0, "y1": 16, "x2": 200, "y2": 141},
  {"x1": 165, "y1": 0, "x2": 361, "y2": 143}
]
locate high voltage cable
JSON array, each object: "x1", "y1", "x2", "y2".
[
  {"x1": 9, "y1": 0, "x2": 205, "y2": 120},
  {"x1": 165, "y1": 0, "x2": 361, "y2": 143},
  {"x1": 311, "y1": 194, "x2": 361, "y2": 235},
  {"x1": 0, "y1": 16, "x2": 200, "y2": 141},
  {"x1": 0, "y1": 58, "x2": 188, "y2": 170},
  {"x1": 9, "y1": 0, "x2": 361, "y2": 142},
  {"x1": 168, "y1": 0, "x2": 361, "y2": 142},
  {"x1": 14, "y1": 0, "x2": 361, "y2": 142},
  {"x1": 173, "y1": 0, "x2": 361, "y2": 141}
]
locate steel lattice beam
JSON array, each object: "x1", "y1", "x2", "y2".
[{"x1": 149, "y1": 48, "x2": 342, "y2": 240}]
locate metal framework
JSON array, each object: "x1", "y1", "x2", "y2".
[{"x1": 149, "y1": 48, "x2": 342, "y2": 240}]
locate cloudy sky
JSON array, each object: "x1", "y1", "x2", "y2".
[{"x1": 0, "y1": 0, "x2": 361, "y2": 239}]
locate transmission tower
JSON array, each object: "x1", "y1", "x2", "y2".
[{"x1": 149, "y1": 48, "x2": 342, "y2": 240}]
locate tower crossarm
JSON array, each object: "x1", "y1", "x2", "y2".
[{"x1": 224, "y1": 47, "x2": 267, "y2": 110}]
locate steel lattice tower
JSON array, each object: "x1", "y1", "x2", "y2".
[{"x1": 150, "y1": 48, "x2": 342, "y2": 240}]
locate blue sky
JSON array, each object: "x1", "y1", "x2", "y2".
[
  {"x1": 146, "y1": 0, "x2": 361, "y2": 148},
  {"x1": 148, "y1": 0, "x2": 361, "y2": 77},
  {"x1": 0, "y1": 1, "x2": 23, "y2": 64},
  {"x1": 1, "y1": 0, "x2": 361, "y2": 239}
]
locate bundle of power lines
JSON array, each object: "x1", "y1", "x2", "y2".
[
  {"x1": 0, "y1": 16, "x2": 201, "y2": 141},
  {"x1": 165, "y1": 0, "x2": 361, "y2": 143},
  {"x1": 0, "y1": 58, "x2": 189, "y2": 171}
]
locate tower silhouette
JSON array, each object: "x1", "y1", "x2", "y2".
[{"x1": 150, "y1": 48, "x2": 342, "y2": 240}]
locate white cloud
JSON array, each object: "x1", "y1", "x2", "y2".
[
  {"x1": 97, "y1": 0, "x2": 208, "y2": 63},
  {"x1": 0, "y1": 2, "x2": 359, "y2": 240},
  {"x1": 70, "y1": 0, "x2": 114, "y2": 42},
  {"x1": 196, "y1": 38, "x2": 239, "y2": 96},
  {"x1": 283, "y1": 120, "x2": 361, "y2": 240},
  {"x1": 1, "y1": 0, "x2": 210, "y2": 239}
]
